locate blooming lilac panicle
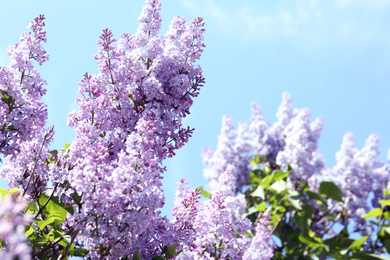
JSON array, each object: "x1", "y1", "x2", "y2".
[
  {"x1": 0, "y1": 194, "x2": 31, "y2": 260},
  {"x1": 249, "y1": 102, "x2": 278, "y2": 161},
  {"x1": 276, "y1": 108, "x2": 325, "y2": 183},
  {"x1": 275, "y1": 92, "x2": 295, "y2": 130},
  {"x1": 202, "y1": 115, "x2": 252, "y2": 192},
  {"x1": 171, "y1": 179, "x2": 201, "y2": 253},
  {"x1": 243, "y1": 213, "x2": 274, "y2": 260},
  {"x1": 205, "y1": 93, "x2": 326, "y2": 192},
  {"x1": 1, "y1": 15, "x2": 48, "y2": 156},
  {"x1": 0, "y1": 15, "x2": 51, "y2": 199},
  {"x1": 178, "y1": 170, "x2": 254, "y2": 259},
  {"x1": 333, "y1": 133, "x2": 388, "y2": 234},
  {"x1": 136, "y1": 0, "x2": 162, "y2": 45},
  {"x1": 51, "y1": 0, "x2": 206, "y2": 257}
]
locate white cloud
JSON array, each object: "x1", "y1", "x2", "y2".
[{"x1": 181, "y1": 0, "x2": 390, "y2": 49}]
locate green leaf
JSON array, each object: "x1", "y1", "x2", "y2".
[
  {"x1": 273, "y1": 170, "x2": 289, "y2": 181},
  {"x1": 288, "y1": 191, "x2": 302, "y2": 210},
  {"x1": 379, "y1": 200, "x2": 390, "y2": 206},
  {"x1": 361, "y1": 208, "x2": 383, "y2": 219},
  {"x1": 163, "y1": 243, "x2": 177, "y2": 259},
  {"x1": 26, "y1": 202, "x2": 39, "y2": 214},
  {"x1": 250, "y1": 155, "x2": 260, "y2": 166},
  {"x1": 38, "y1": 191, "x2": 69, "y2": 221},
  {"x1": 35, "y1": 217, "x2": 56, "y2": 230},
  {"x1": 249, "y1": 171, "x2": 261, "y2": 185},
  {"x1": 257, "y1": 201, "x2": 266, "y2": 212},
  {"x1": 298, "y1": 234, "x2": 322, "y2": 248},
  {"x1": 367, "y1": 254, "x2": 390, "y2": 260},
  {"x1": 0, "y1": 189, "x2": 10, "y2": 199},
  {"x1": 242, "y1": 206, "x2": 258, "y2": 218},
  {"x1": 133, "y1": 248, "x2": 141, "y2": 260},
  {"x1": 261, "y1": 175, "x2": 274, "y2": 188},
  {"x1": 5, "y1": 125, "x2": 16, "y2": 131},
  {"x1": 252, "y1": 185, "x2": 265, "y2": 199},
  {"x1": 25, "y1": 225, "x2": 34, "y2": 237},
  {"x1": 73, "y1": 191, "x2": 82, "y2": 209},
  {"x1": 294, "y1": 211, "x2": 311, "y2": 235},
  {"x1": 73, "y1": 248, "x2": 89, "y2": 257},
  {"x1": 347, "y1": 236, "x2": 368, "y2": 250},
  {"x1": 151, "y1": 257, "x2": 164, "y2": 260},
  {"x1": 269, "y1": 180, "x2": 287, "y2": 193},
  {"x1": 306, "y1": 191, "x2": 323, "y2": 201},
  {"x1": 244, "y1": 230, "x2": 254, "y2": 238},
  {"x1": 384, "y1": 239, "x2": 390, "y2": 253},
  {"x1": 51, "y1": 219, "x2": 64, "y2": 230},
  {"x1": 63, "y1": 143, "x2": 70, "y2": 152},
  {"x1": 319, "y1": 181, "x2": 343, "y2": 202},
  {"x1": 198, "y1": 187, "x2": 211, "y2": 199}
]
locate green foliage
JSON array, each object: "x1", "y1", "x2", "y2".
[
  {"x1": 1, "y1": 89, "x2": 16, "y2": 114},
  {"x1": 19, "y1": 187, "x2": 86, "y2": 258},
  {"x1": 198, "y1": 186, "x2": 211, "y2": 198},
  {"x1": 162, "y1": 243, "x2": 177, "y2": 259},
  {"x1": 242, "y1": 155, "x2": 390, "y2": 259},
  {"x1": 133, "y1": 248, "x2": 141, "y2": 260},
  {"x1": 318, "y1": 182, "x2": 343, "y2": 202}
]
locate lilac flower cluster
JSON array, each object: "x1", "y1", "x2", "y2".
[
  {"x1": 50, "y1": 0, "x2": 207, "y2": 257},
  {"x1": 0, "y1": 15, "x2": 49, "y2": 156},
  {"x1": 202, "y1": 115, "x2": 252, "y2": 192},
  {"x1": 333, "y1": 132, "x2": 389, "y2": 235},
  {"x1": 203, "y1": 92, "x2": 326, "y2": 191},
  {"x1": 176, "y1": 170, "x2": 274, "y2": 259},
  {"x1": 0, "y1": 15, "x2": 52, "y2": 200},
  {"x1": 0, "y1": 194, "x2": 31, "y2": 260},
  {"x1": 243, "y1": 213, "x2": 274, "y2": 260}
]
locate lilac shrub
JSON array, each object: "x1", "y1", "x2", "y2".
[
  {"x1": 4, "y1": 0, "x2": 383, "y2": 258},
  {"x1": 203, "y1": 92, "x2": 390, "y2": 255}
]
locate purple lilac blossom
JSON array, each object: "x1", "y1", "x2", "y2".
[
  {"x1": 249, "y1": 102, "x2": 279, "y2": 163},
  {"x1": 203, "y1": 92, "x2": 326, "y2": 192},
  {"x1": 202, "y1": 115, "x2": 252, "y2": 193},
  {"x1": 0, "y1": 15, "x2": 52, "y2": 200},
  {"x1": 0, "y1": 194, "x2": 31, "y2": 260},
  {"x1": 178, "y1": 170, "x2": 274, "y2": 259},
  {"x1": 50, "y1": 0, "x2": 206, "y2": 258},
  {"x1": 333, "y1": 133, "x2": 389, "y2": 235},
  {"x1": 243, "y1": 213, "x2": 274, "y2": 260},
  {"x1": 275, "y1": 108, "x2": 325, "y2": 183},
  {"x1": 170, "y1": 179, "x2": 201, "y2": 256}
]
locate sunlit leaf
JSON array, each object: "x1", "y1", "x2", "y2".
[{"x1": 319, "y1": 182, "x2": 342, "y2": 202}]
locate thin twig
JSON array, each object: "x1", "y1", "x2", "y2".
[
  {"x1": 22, "y1": 126, "x2": 54, "y2": 197},
  {"x1": 32, "y1": 228, "x2": 74, "y2": 257},
  {"x1": 34, "y1": 183, "x2": 58, "y2": 219},
  {"x1": 58, "y1": 229, "x2": 79, "y2": 260}
]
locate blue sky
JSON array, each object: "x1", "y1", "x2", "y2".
[{"x1": 1, "y1": 0, "x2": 390, "y2": 216}]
